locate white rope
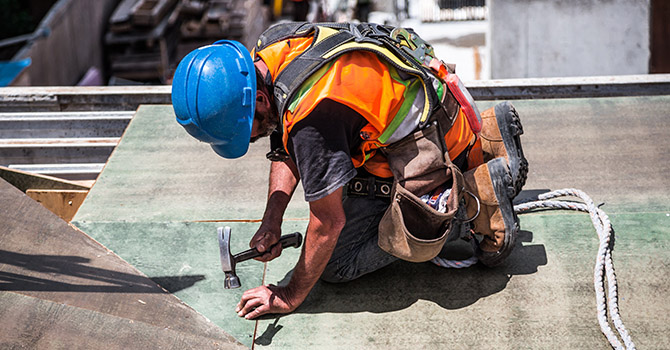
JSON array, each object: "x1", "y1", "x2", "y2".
[
  {"x1": 431, "y1": 188, "x2": 636, "y2": 349},
  {"x1": 514, "y1": 189, "x2": 636, "y2": 350}
]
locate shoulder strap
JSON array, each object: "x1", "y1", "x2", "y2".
[
  {"x1": 259, "y1": 22, "x2": 441, "y2": 125},
  {"x1": 256, "y1": 22, "x2": 314, "y2": 51},
  {"x1": 272, "y1": 27, "x2": 357, "y2": 115}
]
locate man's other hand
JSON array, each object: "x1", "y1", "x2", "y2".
[
  {"x1": 250, "y1": 223, "x2": 282, "y2": 262},
  {"x1": 236, "y1": 284, "x2": 299, "y2": 319}
]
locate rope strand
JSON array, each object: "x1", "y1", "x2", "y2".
[{"x1": 432, "y1": 188, "x2": 636, "y2": 349}]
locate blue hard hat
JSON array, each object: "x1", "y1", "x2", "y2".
[{"x1": 171, "y1": 40, "x2": 256, "y2": 159}]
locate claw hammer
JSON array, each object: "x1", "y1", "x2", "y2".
[{"x1": 217, "y1": 226, "x2": 303, "y2": 289}]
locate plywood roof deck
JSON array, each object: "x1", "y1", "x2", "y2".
[{"x1": 64, "y1": 95, "x2": 670, "y2": 349}]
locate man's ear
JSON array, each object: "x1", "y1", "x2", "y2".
[{"x1": 256, "y1": 89, "x2": 271, "y2": 110}]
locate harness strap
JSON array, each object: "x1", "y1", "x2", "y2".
[
  {"x1": 258, "y1": 22, "x2": 444, "y2": 125},
  {"x1": 257, "y1": 22, "x2": 313, "y2": 51},
  {"x1": 273, "y1": 29, "x2": 356, "y2": 116},
  {"x1": 257, "y1": 22, "x2": 353, "y2": 51}
]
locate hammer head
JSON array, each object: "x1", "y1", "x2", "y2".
[{"x1": 218, "y1": 226, "x2": 241, "y2": 289}]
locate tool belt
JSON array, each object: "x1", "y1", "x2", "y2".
[
  {"x1": 345, "y1": 175, "x2": 393, "y2": 199},
  {"x1": 377, "y1": 116, "x2": 465, "y2": 263}
]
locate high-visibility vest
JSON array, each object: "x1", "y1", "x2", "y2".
[{"x1": 254, "y1": 22, "x2": 479, "y2": 177}]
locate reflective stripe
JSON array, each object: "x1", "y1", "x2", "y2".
[
  {"x1": 435, "y1": 75, "x2": 445, "y2": 101},
  {"x1": 323, "y1": 42, "x2": 419, "y2": 73},
  {"x1": 378, "y1": 77, "x2": 423, "y2": 144},
  {"x1": 287, "y1": 60, "x2": 337, "y2": 113},
  {"x1": 313, "y1": 26, "x2": 339, "y2": 45},
  {"x1": 323, "y1": 41, "x2": 433, "y2": 124}
]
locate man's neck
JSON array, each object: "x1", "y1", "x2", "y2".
[{"x1": 254, "y1": 59, "x2": 270, "y2": 82}]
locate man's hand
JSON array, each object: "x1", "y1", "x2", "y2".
[
  {"x1": 250, "y1": 223, "x2": 282, "y2": 262},
  {"x1": 239, "y1": 187, "x2": 346, "y2": 320},
  {"x1": 236, "y1": 284, "x2": 301, "y2": 320}
]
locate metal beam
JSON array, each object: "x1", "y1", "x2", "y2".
[
  {"x1": 0, "y1": 86, "x2": 171, "y2": 112},
  {"x1": 8, "y1": 163, "x2": 105, "y2": 176},
  {"x1": 0, "y1": 111, "x2": 134, "y2": 120},
  {"x1": 0, "y1": 111, "x2": 133, "y2": 138},
  {"x1": 0, "y1": 138, "x2": 118, "y2": 165},
  {"x1": 466, "y1": 74, "x2": 670, "y2": 100}
]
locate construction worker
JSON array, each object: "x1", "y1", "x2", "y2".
[{"x1": 171, "y1": 22, "x2": 528, "y2": 320}]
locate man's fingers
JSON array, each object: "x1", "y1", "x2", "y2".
[
  {"x1": 238, "y1": 297, "x2": 263, "y2": 317},
  {"x1": 237, "y1": 286, "x2": 264, "y2": 310},
  {"x1": 235, "y1": 284, "x2": 296, "y2": 320},
  {"x1": 270, "y1": 244, "x2": 282, "y2": 259},
  {"x1": 236, "y1": 295, "x2": 250, "y2": 312},
  {"x1": 244, "y1": 304, "x2": 271, "y2": 320},
  {"x1": 250, "y1": 231, "x2": 268, "y2": 250},
  {"x1": 254, "y1": 251, "x2": 273, "y2": 262}
]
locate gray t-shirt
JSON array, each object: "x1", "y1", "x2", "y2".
[{"x1": 287, "y1": 99, "x2": 368, "y2": 202}]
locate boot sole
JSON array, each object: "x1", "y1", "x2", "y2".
[
  {"x1": 494, "y1": 101, "x2": 528, "y2": 197},
  {"x1": 476, "y1": 157, "x2": 519, "y2": 267}
]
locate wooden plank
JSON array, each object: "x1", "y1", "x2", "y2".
[
  {"x1": 0, "y1": 165, "x2": 90, "y2": 192},
  {"x1": 26, "y1": 189, "x2": 88, "y2": 222},
  {"x1": 0, "y1": 292, "x2": 246, "y2": 350},
  {"x1": 0, "y1": 178, "x2": 246, "y2": 348}
]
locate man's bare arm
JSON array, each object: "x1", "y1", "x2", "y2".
[
  {"x1": 236, "y1": 187, "x2": 346, "y2": 319},
  {"x1": 250, "y1": 159, "x2": 300, "y2": 261}
]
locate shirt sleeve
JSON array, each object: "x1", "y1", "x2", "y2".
[{"x1": 287, "y1": 99, "x2": 367, "y2": 202}]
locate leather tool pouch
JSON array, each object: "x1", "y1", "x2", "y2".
[{"x1": 378, "y1": 121, "x2": 464, "y2": 262}]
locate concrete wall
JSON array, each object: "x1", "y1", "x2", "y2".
[
  {"x1": 12, "y1": 0, "x2": 119, "y2": 86},
  {"x1": 489, "y1": 0, "x2": 650, "y2": 79}
]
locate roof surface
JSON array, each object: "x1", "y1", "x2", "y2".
[{"x1": 65, "y1": 97, "x2": 670, "y2": 349}]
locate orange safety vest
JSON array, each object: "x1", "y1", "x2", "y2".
[{"x1": 255, "y1": 23, "x2": 481, "y2": 177}]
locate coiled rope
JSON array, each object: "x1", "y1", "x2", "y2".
[{"x1": 431, "y1": 188, "x2": 636, "y2": 350}]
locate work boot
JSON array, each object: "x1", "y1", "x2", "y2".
[
  {"x1": 463, "y1": 157, "x2": 519, "y2": 267},
  {"x1": 479, "y1": 101, "x2": 528, "y2": 197}
]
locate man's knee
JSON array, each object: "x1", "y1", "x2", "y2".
[
  {"x1": 320, "y1": 272, "x2": 349, "y2": 284},
  {"x1": 320, "y1": 262, "x2": 357, "y2": 283}
]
